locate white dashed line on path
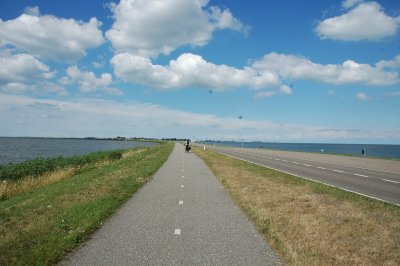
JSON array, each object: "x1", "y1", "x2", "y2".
[
  {"x1": 316, "y1": 166, "x2": 326, "y2": 170},
  {"x1": 180, "y1": 185, "x2": 184, "y2": 188},
  {"x1": 332, "y1": 169, "x2": 344, "y2": 173},
  {"x1": 178, "y1": 200, "x2": 183, "y2": 205},
  {"x1": 303, "y1": 164, "x2": 311, "y2": 167},
  {"x1": 354, "y1": 173, "x2": 369, "y2": 177},
  {"x1": 174, "y1": 229, "x2": 181, "y2": 236}
]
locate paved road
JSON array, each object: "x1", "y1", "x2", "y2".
[
  {"x1": 63, "y1": 143, "x2": 281, "y2": 265},
  {"x1": 203, "y1": 145, "x2": 400, "y2": 206}
]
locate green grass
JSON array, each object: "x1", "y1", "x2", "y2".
[
  {"x1": 0, "y1": 142, "x2": 174, "y2": 266},
  {"x1": 0, "y1": 149, "x2": 125, "y2": 181}
]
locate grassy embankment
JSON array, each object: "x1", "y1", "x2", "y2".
[
  {"x1": 0, "y1": 142, "x2": 174, "y2": 265},
  {"x1": 194, "y1": 147, "x2": 400, "y2": 265}
]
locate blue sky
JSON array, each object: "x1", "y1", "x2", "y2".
[{"x1": 1, "y1": 0, "x2": 399, "y2": 143}]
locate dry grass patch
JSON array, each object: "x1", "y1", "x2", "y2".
[
  {"x1": 0, "y1": 160, "x2": 113, "y2": 200},
  {"x1": 122, "y1": 148, "x2": 145, "y2": 159},
  {"x1": 194, "y1": 147, "x2": 400, "y2": 265}
]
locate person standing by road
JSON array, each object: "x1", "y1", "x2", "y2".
[{"x1": 362, "y1": 148, "x2": 366, "y2": 157}]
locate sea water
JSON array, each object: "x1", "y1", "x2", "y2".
[{"x1": 0, "y1": 137, "x2": 154, "y2": 165}]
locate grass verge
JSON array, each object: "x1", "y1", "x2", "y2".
[
  {"x1": 0, "y1": 148, "x2": 146, "y2": 200},
  {"x1": 0, "y1": 142, "x2": 173, "y2": 266},
  {"x1": 194, "y1": 147, "x2": 400, "y2": 265},
  {"x1": 0, "y1": 149, "x2": 127, "y2": 181}
]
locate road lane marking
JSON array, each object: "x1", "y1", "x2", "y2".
[
  {"x1": 292, "y1": 162, "x2": 299, "y2": 164},
  {"x1": 182, "y1": 175, "x2": 184, "y2": 178},
  {"x1": 382, "y1": 179, "x2": 400, "y2": 184},
  {"x1": 303, "y1": 164, "x2": 311, "y2": 167},
  {"x1": 332, "y1": 169, "x2": 344, "y2": 173},
  {"x1": 212, "y1": 147, "x2": 400, "y2": 176},
  {"x1": 354, "y1": 173, "x2": 369, "y2": 177},
  {"x1": 180, "y1": 185, "x2": 184, "y2": 188},
  {"x1": 215, "y1": 151, "x2": 400, "y2": 207},
  {"x1": 178, "y1": 200, "x2": 183, "y2": 205},
  {"x1": 317, "y1": 167, "x2": 326, "y2": 170},
  {"x1": 174, "y1": 229, "x2": 181, "y2": 235},
  {"x1": 282, "y1": 160, "x2": 288, "y2": 162}
]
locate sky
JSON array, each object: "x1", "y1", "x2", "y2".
[{"x1": 0, "y1": 0, "x2": 400, "y2": 144}]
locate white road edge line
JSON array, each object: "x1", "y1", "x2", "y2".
[
  {"x1": 178, "y1": 200, "x2": 183, "y2": 205},
  {"x1": 180, "y1": 185, "x2": 184, "y2": 188},
  {"x1": 382, "y1": 179, "x2": 400, "y2": 184},
  {"x1": 216, "y1": 151, "x2": 400, "y2": 207},
  {"x1": 174, "y1": 229, "x2": 181, "y2": 235}
]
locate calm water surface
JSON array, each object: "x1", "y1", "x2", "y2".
[{"x1": 0, "y1": 137, "x2": 155, "y2": 165}]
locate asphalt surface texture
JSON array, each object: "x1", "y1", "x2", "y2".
[
  {"x1": 203, "y1": 145, "x2": 400, "y2": 206},
  {"x1": 63, "y1": 143, "x2": 282, "y2": 266}
]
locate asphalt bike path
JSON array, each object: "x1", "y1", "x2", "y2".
[{"x1": 63, "y1": 143, "x2": 281, "y2": 265}]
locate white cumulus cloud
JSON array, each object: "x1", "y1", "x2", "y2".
[
  {"x1": 106, "y1": 0, "x2": 247, "y2": 57},
  {"x1": 110, "y1": 51, "x2": 399, "y2": 92},
  {"x1": 65, "y1": 66, "x2": 122, "y2": 95},
  {"x1": 110, "y1": 52, "x2": 279, "y2": 90},
  {"x1": 0, "y1": 8, "x2": 104, "y2": 62},
  {"x1": 0, "y1": 53, "x2": 51, "y2": 84},
  {"x1": 0, "y1": 52, "x2": 68, "y2": 96},
  {"x1": 376, "y1": 55, "x2": 400, "y2": 70},
  {"x1": 252, "y1": 52, "x2": 399, "y2": 86},
  {"x1": 316, "y1": 2, "x2": 400, "y2": 41}
]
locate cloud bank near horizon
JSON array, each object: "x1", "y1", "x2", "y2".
[{"x1": 1, "y1": 93, "x2": 398, "y2": 143}]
